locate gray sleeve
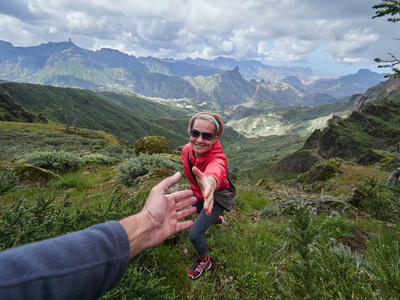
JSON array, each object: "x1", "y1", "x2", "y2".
[{"x1": 0, "y1": 221, "x2": 130, "y2": 300}]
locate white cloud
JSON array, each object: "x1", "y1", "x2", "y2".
[
  {"x1": 0, "y1": 0, "x2": 397, "y2": 75},
  {"x1": 48, "y1": 26, "x2": 57, "y2": 34}
]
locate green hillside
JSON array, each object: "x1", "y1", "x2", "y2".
[
  {"x1": 0, "y1": 121, "x2": 128, "y2": 161},
  {"x1": 0, "y1": 82, "x2": 192, "y2": 148}
]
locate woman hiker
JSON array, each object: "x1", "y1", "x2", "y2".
[{"x1": 181, "y1": 112, "x2": 236, "y2": 280}]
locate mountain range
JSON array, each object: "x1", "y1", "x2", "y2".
[{"x1": 0, "y1": 40, "x2": 387, "y2": 108}]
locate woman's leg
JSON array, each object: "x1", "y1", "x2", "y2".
[{"x1": 189, "y1": 201, "x2": 225, "y2": 256}]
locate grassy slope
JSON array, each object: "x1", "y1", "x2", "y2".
[
  {"x1": 0, "y1": 121, "x2": 129, "y2": 161},
  {"x1": 1, "y1": 159, "x2": 399, "y2": 299},
  {"x1": 0, "y1": 82, "x2": 191, "y2": 148}
]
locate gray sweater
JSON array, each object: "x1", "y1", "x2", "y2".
[{"x1": 0, "y1": 221, "x2": 130, "y2": 299}]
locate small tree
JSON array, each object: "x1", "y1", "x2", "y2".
[{"x1": 373, "y1": 0, "x2": 400, "y2": 77}]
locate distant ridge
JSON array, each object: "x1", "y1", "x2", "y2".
[{"x1": 0, "y1": 40, "x2": 387, "y2": 107}]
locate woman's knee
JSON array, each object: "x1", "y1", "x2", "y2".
[{"x1": 189, "y1": 227, "x2": 201, "y2": 243}]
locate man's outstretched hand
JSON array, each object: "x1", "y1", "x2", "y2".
[{"x1": 119, "y1": 172, "x2": 197, "y2": 258}]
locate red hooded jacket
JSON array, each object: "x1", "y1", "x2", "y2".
[{"x1": 181, "y1": 141, "x2": 229, "y2": 201}]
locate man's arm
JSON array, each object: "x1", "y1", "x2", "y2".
[{"x1": 0, "y1": 172, "x2": 197, "y2": 300}]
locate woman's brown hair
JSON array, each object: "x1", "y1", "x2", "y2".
[{"x1": 188, "y1": 112, "x2": 224, "y2": 137}]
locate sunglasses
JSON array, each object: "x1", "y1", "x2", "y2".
[{"x1": 190, "y1": 129, "x2": 215, "y2": 141}]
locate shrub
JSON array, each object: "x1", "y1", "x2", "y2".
[
  {"x1": 20, "y1": 151, "x2": 83, "y2": 174},
  {"x1": 356, "y1": 177, "x2": 400, "y2": 222},
  {"x1": 281, "y1": 204, "x2": 368, "y2": 299},
  {"x1": 80, "y1": 153, "x2": 119, "y2": 166},
  {"x1": 0, "y1": 167, "x2": 20, "y2": 195},
  {"x1": 102, "y1": 266, "x2": 170, "y2": 299},
  {"x1": 106, "y1": 144, "x2": 124, "y2": 154},
  {"x1": 364, "y1": 231, "x2": 400, "y2": 298},
  {"x1": 115, "y1": 154, "x2": 181, "y2": 186}
]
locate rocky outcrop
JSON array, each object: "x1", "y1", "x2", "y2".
[
  {"x1": 351, "y1": 77, "x2": 400, "y2": 110},
  {"x1": 302, "y1": 100, "x2": 400, "y2": 160},
  {"x1": 272, "y1": 149, "x2": 322, "y2": 174},
  {"x1": 13, "y1": 164, "x2": 61, "y2": 181},
  {"x1": 134, "y1": 136, "x2": 171, "y2": 155}
]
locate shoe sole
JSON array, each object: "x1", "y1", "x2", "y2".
[{"x1": 188, "y1": 261, "x2": 212, "y2": 280}]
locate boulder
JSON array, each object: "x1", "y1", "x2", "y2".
[
  {"x1": 134, "y1": 136, "x2": 171, "y2": 156},
  {"x1": 13, "y1": 164, "x2": 61, "y2": 181}
]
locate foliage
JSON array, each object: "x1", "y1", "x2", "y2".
[
  {"x1": 115, "y1": 154, "x2": 182, "y2": 186},
  {"x1": 20, "y1": 151, "x2": 83, "y2": 174},
  {"x1": 0, "y1": 167, "x2": 20, "y2": 195},
  {"x1": 80, "y1": 152, "x2": 120, "y2": 166},
  {"x1": 356, "y1": 177, "x2": 400, "y2": 222},
  {"x1": 0, "y1": 122, "x2": 128, "y2": 161},
  {"x1": 224, "y1": 134, "x2": 305, "y2": 184},
  {"x1": 373, "y1": 0, "x2": 400, "y2": 23},
  {"x1": 2, "y1": 158, "x2": 400, "y2": 298},
  {"x1": 363, "y1": 230, "x2": 400, "y2": 298},
  {"x1": 373, "y1": 0, "x2": 400, "y2": 77},
  {"x1": 102, "y1": 266, "x2": 171, "y2": 300},
  {"x1": 0, "y1": 89, "x2": 47, "y2": 123},
  {"x1": 279, "y1": 204, "x2": 375, "y2": 299},
  {"x1": 0, "y1": 83, "x2": 189, "y2": 148},
  {"x1": 305, "y1": 101, "x2": 400, "y2": 160}
]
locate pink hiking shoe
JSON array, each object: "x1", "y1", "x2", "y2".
[{"x1": 187, "y1": 256, "x2": 212, "y2": 280}]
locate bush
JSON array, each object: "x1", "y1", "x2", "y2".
[
  {"x1": 106, "y1": 145, "x2": 124, "y2": 154},
  {"x1": 102, "y1": 266, "x2": 170, "y2": 299},
  {"x1": 80, "y1": 153, "x2": 119, "y2": 166},
  {"x1": 116, "y1": 154, "x2": 181, "y2": 186},
  {"x1": 20, "y1": 151, "x2": 83, "y2": 174},
  {"x1": 356, "y1": 177, "x2": 400, "y2": 222},
  {"x1": 0, "y1": 167, "x2": 20, "y2": 195}
]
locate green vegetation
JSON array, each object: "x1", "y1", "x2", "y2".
[
  {"x1": 0, "y1": 82, "x2": 190, "y2": 148},
  {"x1": 115, "y1": 154, "x2": 182, "y2": 186},
  {"x1": 20, "y1": 151, "x2": 84, "y2": 174},
  {"x1": 373, "y1": 0, "x2": 400, "y2": 77},
  {"x1": 0, "y1": 167, "x2": 20, "y2": 195},
  {"x1": 0, "y1": 122, "x2": 133, "y2": 161},
  {"x1": 1, "y1": 155, "x2": 400, "y2": 299},
  {"x1": 224, "y1": 135, "x2": 305, "y2": 184}
]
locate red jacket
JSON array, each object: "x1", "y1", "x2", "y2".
[{"x1": 181, "y1": 141, "x2": 229, "y2": 201}]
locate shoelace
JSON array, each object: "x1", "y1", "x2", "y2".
[{"x1": 194, "y1": 258, "x2": 208, "y2": 272}]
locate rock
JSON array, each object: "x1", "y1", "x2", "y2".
[
  {"x1": 255, "y1": 178, "x2": 277, "y2": 191},
  {"x1": 344, "y1": 188, "x2": 366, "y2": 208},
  {"x1": 272, "y1": 149, "x2": 322, "y2": 174},
  {"x1": 296, "y1": 159, "x2": 341, "y2": 184},
  {"x1": 134, "y1": 136, "x2": 171, "y2": 156},
  {"x1": 355, "y1": 149, "x2": 384, "y2": 166},
  {"x1": 13, "y1": 164, "x2": 61, "y2": 181}
]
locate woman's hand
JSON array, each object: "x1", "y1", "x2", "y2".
[{"x1": 192, "y1": 166, "x2": 217, "y2": 216}]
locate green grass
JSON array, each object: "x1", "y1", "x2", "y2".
[
  {"x1": 0, "y1": 121, "x2": 133, "y2": 161},
  {"x1": 1, "y1": 158, "x2": 400, "y2": 299}
]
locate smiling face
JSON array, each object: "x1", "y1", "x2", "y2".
[{"x1": 190, "y1": 118, "x2": 219, "y2": 158}]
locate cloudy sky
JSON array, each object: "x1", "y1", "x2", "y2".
[{"x1": 0, "y1": 0, "x2": 398, "y2": 76}]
